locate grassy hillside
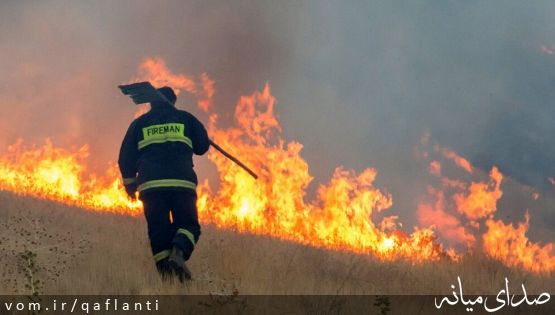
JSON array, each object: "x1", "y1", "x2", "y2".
[{"x1": 0, "y1": 191, "x2": 552, "y2": 296}]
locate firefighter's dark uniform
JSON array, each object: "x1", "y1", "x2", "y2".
[{"x1": 118, "y1": 90, "x2": 209, "y2": 279}]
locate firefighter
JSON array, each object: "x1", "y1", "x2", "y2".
[{"x1": 118, "y1": 86, "x2": 210, "y2": 282}]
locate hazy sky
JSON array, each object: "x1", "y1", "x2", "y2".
[{"x1": 0, "y1": 1, "x2": 553, "y2": 231}]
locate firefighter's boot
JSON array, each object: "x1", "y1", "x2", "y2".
[
  {"x1": 156, "y1": 258, "x2": 174, "y2": 283},
  {"x1": 168, "y1": 246, "x2": 192, "y2": 282}
]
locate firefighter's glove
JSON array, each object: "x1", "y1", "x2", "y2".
[{"x1": 124, "y1": 183, "x2": 137, "y2": 199}]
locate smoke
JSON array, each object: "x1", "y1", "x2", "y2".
[
  {"x1": 0, "y1": 0, "x2": 297, "y2": 167},
  {"x1": 0, "y1": 1, "x2": 553, "y2": 235}
]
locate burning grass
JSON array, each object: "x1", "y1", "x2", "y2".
[
  {"x1": 0, "y1": 191, "x2": 553, "y2": 296},
  {"x1": 0, "y1": 57, "x2": 554, "y2": 278}
]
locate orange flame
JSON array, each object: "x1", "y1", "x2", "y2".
[
  {"x1": 136, "y1": 57, "x2": 214, "y2": 111},
  {"x1": 1, "y1": 58, "x2": 554, "y2": 272},
  {"x1": 417, "y1": 139, "x2": 555, "y2": 273},
  {"x1": 427, "y1": 160, "x2": 466, "y2": 189},
  {"x1": 435, "y1": 146, "x2": 474, "y2": 173},
  {"x1": 483, "y1": 214, "x2": 555, "y2": 273},
  {"x1": 195, "y1": 84, "x2": 443, "y2": 260},
  {"x1": 0, "y1": 81, "x2": 444, "y2": 263},
  {"x1": 138, "y1": 57, "x2": 196, "y2": 95},
  {"x1": 0, "y1": 139, "x2": 141, "y2": 214},
  {"x1": 453, "y1": 167, "x2": 503, "y2": 221},
  {"x1": 418, "y1": 187, "x2": 476, "y2": 249}
]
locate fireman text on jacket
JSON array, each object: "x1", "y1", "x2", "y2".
[{"x1": 139, "y1": 123, "x2": 192, "y2": 149}]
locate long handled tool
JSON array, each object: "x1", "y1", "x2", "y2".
[{"x1": 118, "y1": 81, "x2": 258, "y2": 180}]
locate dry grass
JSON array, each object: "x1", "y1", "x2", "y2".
[{"x1": 0, "y1": 191, "x2": 553, "y2": 296}]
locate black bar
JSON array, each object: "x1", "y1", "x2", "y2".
[{"x1": 210, "y1": 140, "x2": 258, "y2": 179}]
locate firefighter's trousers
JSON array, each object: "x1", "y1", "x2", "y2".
[{"x1": 140, "y1": 190, "x2": 201, "y2": 268}]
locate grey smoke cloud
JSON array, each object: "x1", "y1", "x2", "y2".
[{"x1": 0, "y1": 1, "x2": 553, "y2": 232}]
